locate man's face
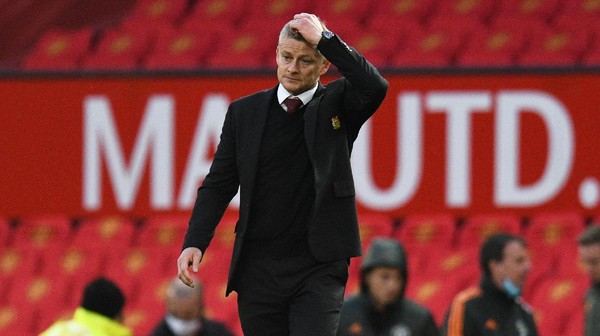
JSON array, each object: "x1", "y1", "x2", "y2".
[
  {"x1": 579, "y1": 243, "x2": 600, "y2": 284},
  {"x1": 276, "y1": 37, "x2": 330, "y2": 96},
  {"x1": 491, "y1": 241, "x2": 531, "y2": 289},
  {"x1": 364, "y1": 267, "x2": 403, "y2": 308},
  {"x1": 166, "y1": 294, "x2": 203, "y2": 321}
]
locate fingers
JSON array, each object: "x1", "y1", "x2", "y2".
[
  {"x1": 177, "y1": 248, "x2": 202, "y2": 288},
  {"x1": 289, "y1": 13, "x2": 323, "y2": 46},
  {"x1": 192, "y1": 251, "x2": 201, "y2": 272}
]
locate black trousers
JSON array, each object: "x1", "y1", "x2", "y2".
[{"x1": 235, "y1": 253, "x2": 349, "y2": 336}]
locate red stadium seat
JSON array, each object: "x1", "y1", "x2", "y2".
[
  {"x1": 344, "y1": 31, "x2": 400, "y2": 68},
  {"x1": 315, "y1": 0, "x2": 373, "y2": 23},
  {"x1": 201, "y1": 279, "x2": 238, "y2": 330},
  {"x1": 39, "y1": 246, "x2": 104, "y2": 305},
  {"x1": 82, "y1": 28, "x2": 154, "y2": 70},
  {"x1": 421, "y1": 248, "x2": 479, "y2": 287},
  {"x1": 327, "y1": 17, "x2": 364, "y2": 41},
  {"x1": 123, "y1": 304, "x2": 165, "y2": 336},
  {"x1": 136, "y1": 214, "x2": 188, "y2": 250},
  {"x1": 184, "y1": 0, "x2": 247, "y2": 28},
  {"x1": 457, "y1": 26, "x2": 528, "y2": 67},
  {"x1": 7, "y1": 275, "x2": 69, "y2": 325},
  {"x1": 583, "y1": 48, "x2": 600, "y2": 65},
  {"x1": 524, "y1": 212, "x2": 585, "y2": 261},
  {"x1": 428, "y1": 0, "x2": 498, "y2": 23},
  {"x1": 103, "y1": 246, "x2": 165, "y2": 303},
  {"x1": 21, "y1": 28, "x2": 93, "y2": 70},
  {"x1": 348, "y1": 214, "x2": 395, "y2": 278},
  {"x1": 563, "y1": 0, "x2": 600, "y2": 17},
  {"x1": 143, "y1": 26, "x2": 212, "y2": 70},
  {"x1": 554, "y1": 247, "x2": 588, "y2": 281},
  {"x1": 456, "y1": 213, "x2": 522, "y2": 247},
  {"x1": 244, "y1": 0, "x2": 311, "y2": 25},
  {"x1": 394, "y1": 214, "x2": 457, "y2": 279},
  {"x1": 0, "y1": 247, "x2": 39, "y2": 283},
  {"x1": 72, "y1": 216, "x2": 137, "y2": 257},
  {"x1": 518, "y1": 26, "x2": 591, "y2": 66},
  {"x1": 426, "y1": 15, "x2": 486, "y2": 40},
  {"x1": 528, "y1": 276, "x2": 587, "y2": 336},
  {"x1": 496, "y1": 0, "x2": 562, "y2": 21},
  {"x1": 0, "y1": 303, "x2": 36, "y2": 335},
  {"x1": 563, "y1": 308, "x2": 584, "y2": 336},
  {"x1": 523, "y1": 246, "x2": 555, "y2": 299},
  {"x1": 358, "y1": 213, "x2": 395, "y2": 250},
  {"x1": 406, "y1": 274, "x2": 466, "y2": 326},
  {"x1": 37, "y1": 305, "x2": 76, "y2": 335},
  {"x1": 392, "y1": 27, "x2": 464, "y2": 67},
  {"x1": 204, "y1": 28, "x2": 271, "y2": 69},
  {"x1": 395, "y1": 213, "x2": 456, "y2": 253},
  {"x1": 368, "y1": 0, "x2": 435, "y2": 24},
  {"x1": 129, "y1": 276, "x2": 171, "y2": 335},
  {"x1": 13, "y1": 215, "x2": 72, "y2": 251},
  {"x1": 365, "y1": 16, "x2": 422, "y2": 37},
  {"x1": 124, "y1": 0, "x2": 188, "y2": 29}
]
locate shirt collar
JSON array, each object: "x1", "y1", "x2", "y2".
[{"x1": 277, "y1": 83, "x2": 318, "y2": 106}]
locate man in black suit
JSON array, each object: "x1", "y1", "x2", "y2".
[{"x1": 177, "y1": 12, "x2": 388, "y2": 336}]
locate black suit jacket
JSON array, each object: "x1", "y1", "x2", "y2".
[{"x1": 183, "y1": 34, "x2": 388, "y2": 295}]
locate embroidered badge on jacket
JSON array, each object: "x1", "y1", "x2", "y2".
[
  {"x1": 485, "y1": 319, "x2": 498, "y2": 330},
  {"x1": 349, "y1": 322, "x2": 363, "y2": 335},
  {"x1": 331, "y1": 116, "x2": 341, "y2": 130}
]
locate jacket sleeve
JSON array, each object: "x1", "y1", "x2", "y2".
[
  {"x1": 316, "y1": 33, "x2": 388, "y2": 142},
  {"x1": 442, "y1": 292, "x2": 477, "y2": 336},
  {"x1": 182, "y1": 104, "x2": 240, "y2": 253}
]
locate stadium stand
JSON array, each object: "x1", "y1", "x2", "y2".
[
  {"x1": 1, "y1": 0, "x2": 599, "y2": 70},
  {"x1": 0, "y1": 211, "x2": 595, "y2": 334}
]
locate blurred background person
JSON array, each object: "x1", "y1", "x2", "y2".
[
  {"x1": 577, "y1": 224, "x2": 600, "y2": 336},
  {"x1": 150, "y1": 277, "x2": 234, "y2": 336},
  {"x1": 442, "y1": 233, "x2": 538, "y2": 336},
  {"x1": 338, "y1": 238, "x2": 439, "y2": 336},
  {"x1": 39, "y1": 277, "x2": 131, "y2": 336}
]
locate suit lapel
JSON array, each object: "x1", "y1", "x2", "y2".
[
  {"x1": 240, "y1": 87, "x2": 274, "y2": 196},
  {"x1": 304, "y1": 84, "x2": 325, "y2": 156}
]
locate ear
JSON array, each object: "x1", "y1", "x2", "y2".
[{"x1": 320, "y1": 60, "x2": 330, "y2": 76}]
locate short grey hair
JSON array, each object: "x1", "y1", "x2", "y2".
[{"x1": 278, "y1": 18, "x2": 328, "y2": 60}]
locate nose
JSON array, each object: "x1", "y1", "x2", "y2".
[{"x1": 287, "y1": 60, "x2": 299, "y2": 73}]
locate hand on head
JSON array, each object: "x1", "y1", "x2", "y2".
[{"x1": 289, "y1": 13, "x2": 326, "y2": 46}]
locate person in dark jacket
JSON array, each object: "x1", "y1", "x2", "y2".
[
  {"x1": 177, "y1": 12, "x2": 388, "y2": 336},
  {"x1": 577, "y1": 224, "x2": 600, "y2": 336},
  {"x1": 150, "y1": 277, "x2": 234, "y2": 336},
  {"x1": 337, "y1": 238, "x2": 439, "y2": 336},
  {"x1": 442, "y1": 233, "x2": 538, "y2": 336}
]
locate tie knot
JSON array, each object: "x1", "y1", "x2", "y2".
[{"x1": 283, "y1": 97, "x2": 303, "y2": 113}]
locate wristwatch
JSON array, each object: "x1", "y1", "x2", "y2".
[{"x1": 322, "y1": 31, "x2": 335, "y2": 40}]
